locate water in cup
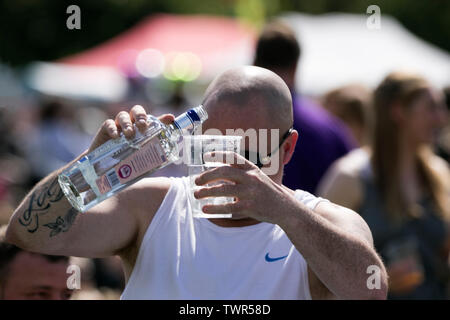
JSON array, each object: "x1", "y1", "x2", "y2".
[{"x1": 184, "y1": 135, "x2": 242, "y2": 219}]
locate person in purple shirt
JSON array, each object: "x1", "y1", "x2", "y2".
[{"x1": 253, "y1": 21, "x2": 356, "y2": 193}]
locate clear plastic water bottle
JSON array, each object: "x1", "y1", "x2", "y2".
[{"x1": 58, "y1": 105, "x2": 208, "y2": 212}]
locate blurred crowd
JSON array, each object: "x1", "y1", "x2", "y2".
[{"x1": 0, "y1": 19, "x2": 449, "y2": 300}]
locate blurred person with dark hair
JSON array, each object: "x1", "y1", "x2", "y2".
[
  {"x1": 253, "y1": 20, "x2": 356, "y2": 194},
  {"x1": 0, "y1": 226, "x2": 72, "y2": 300},
  {"x1": 318, "y1": 72, "x2": 450, "y2": 299},
  {"x1": 322, "y1": 84, "x2": 373, "y2": 147}
]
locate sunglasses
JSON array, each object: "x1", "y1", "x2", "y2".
[{"x1": 243, "y1": 128, "x2": 294, "y2": 168}]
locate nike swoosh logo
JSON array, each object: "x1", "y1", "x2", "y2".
[{"x1": 265, "y1": 252, "x2": 288, "y2": 262}]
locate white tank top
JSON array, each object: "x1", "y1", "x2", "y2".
[{"x1": 121, "y1": 177, "x2": 327, "y2": 300}]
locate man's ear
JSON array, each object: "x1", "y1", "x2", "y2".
[{"x1": 282, "y1": 129, "x2": 298, "y2": 165}]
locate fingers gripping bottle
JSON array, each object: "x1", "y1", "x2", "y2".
[{"x1": 58, "y1": 105, "x2": 208, "y2": 212}]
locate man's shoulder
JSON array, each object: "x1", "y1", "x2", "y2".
[
  {"x1": 124, "y1": 176, "x2": 186, "y2": 255},
  {"x1": 124, "y1": 176, "x2": 185, "y2": 212},
  {"x1": 292, "y1": 188, "x2": 330, "y2": 211},
  {"x1": 132, "y1": 176, "x2": 173, "y2": 192}
]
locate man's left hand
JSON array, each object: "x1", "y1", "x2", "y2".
[{"x1": 194, "y1": 151, "x2": 295, "y2": 224}]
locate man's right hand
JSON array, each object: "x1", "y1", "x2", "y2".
[
  {"x1": 88, "y1": 105, "x2": 175, "y2": 153},
  {"x1": 6, "y1": 104, "x2": 173, "y2": 261}
]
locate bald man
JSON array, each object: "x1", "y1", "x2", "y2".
[{"x1": 6, "y1": 66, "x2": 387, "y2": 300}]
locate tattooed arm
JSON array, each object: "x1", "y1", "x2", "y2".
[
  {"x1": 16, "y1": 173, "x2": 76, "y2": 236},
  {"x1": 6, "y1": 166, "x2": 169, "y2": 258},
  {"x1": 6, "y1": 156, "x2": 87, "y2": 254},
  {"x1": 6, "y1": 107, "x2": 174, "y2": 259}
]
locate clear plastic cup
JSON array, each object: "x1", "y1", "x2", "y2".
[{"x1": 183, "y1": 135, "x2": 242, "y2": 218}]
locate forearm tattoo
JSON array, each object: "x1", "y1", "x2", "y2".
[
  {"x1": 18, "y1": 177, "x2": 78, "y2": 237},
  {"x1": 43, "y1": 208, "x2": 79, "y2": 237}
]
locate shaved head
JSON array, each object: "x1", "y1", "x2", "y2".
[
  {"x1": 202, "y1": 66, "x2": 293, "y2": 133},
  {"x1": 197, "y1": 66, "x2": 299, "y2": 220}
]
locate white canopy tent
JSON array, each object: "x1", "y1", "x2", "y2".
[
  {"x1": 24, "y1": 62, "x2": 129, "y2": 102},
  {"x1": 280, "y1": 12, "x2": 450, "y2": 96},
  {"x1": 21, "y1": 13, "x2": 450, "y2": 101}
]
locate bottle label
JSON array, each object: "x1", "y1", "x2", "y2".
[{"x1": 95, "y1": 137, "x2": 167, "y2": 194}]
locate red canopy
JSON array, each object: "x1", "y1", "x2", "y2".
[{"x1": 60, "y1": 14, "x2": 256, "y2": 80}]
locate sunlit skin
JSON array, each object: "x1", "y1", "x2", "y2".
[
  {"x1": 6, "y1": 66, "x2": 388, "y2": 300},
  {"x1": 1, "y1": 252, "x2": 72, "y2": 300},
  {"x1": 317, "y1": 80, "x2": 450, "y2": 297},
  {"x1": 198, "y1": 103, "x2": 297, "y2": 226}
]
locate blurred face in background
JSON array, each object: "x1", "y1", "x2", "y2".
[
  {"x1": 1, "y1": 251, "x2": 72, "y2": 300},
  {"x1": 397, "y1": 88, "x2": 444, "y2": 146}
]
